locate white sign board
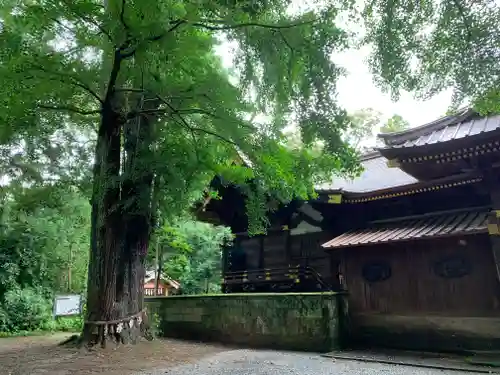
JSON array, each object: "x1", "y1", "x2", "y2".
[{"x1": 53, "y1": 294, "x2": 82, "y2": 317}]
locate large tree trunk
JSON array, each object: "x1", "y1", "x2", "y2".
[
  {"x1": 82, "y1": 101, "x2": 136, "y2": 347},
  {"x1": 80, "y1": 92, "x2": 158, "y2": 348}
]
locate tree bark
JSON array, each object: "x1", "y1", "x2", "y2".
[
  {"x1": 82, "y1": 100, "x2": 129, "y2": 347},
  {"x1": 77, "y1": 32, "x2": 161, "y2": 345}
]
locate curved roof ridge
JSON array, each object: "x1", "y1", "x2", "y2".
[
  {"x1": 360, "y1": 150, "x2": 381, "y2": 161},
  {"x1": 378, "y1": 107, "x2": 474, "y2": 146}
]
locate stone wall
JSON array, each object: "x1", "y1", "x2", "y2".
[
  {"x1": 349, "y1": 313, "x2": 500, "y2": 353},
  {"x1": 145, "y1": 292, "x2": 340, "y2": 352}
]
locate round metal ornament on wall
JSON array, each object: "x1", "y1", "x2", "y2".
[
  {"x1": 362, "y1": 261, "x2": 392, "y2": 283},
  {"x1": 433, "y1": 255, "x2": 472, "y2": 279}
]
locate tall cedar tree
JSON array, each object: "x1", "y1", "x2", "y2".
[{"x1": 0, "y1": 0, "x2": 361, "y2": 346}]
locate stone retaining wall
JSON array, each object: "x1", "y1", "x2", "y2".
[{"x1": 146, "y1": 292, "x2": 341, "y2": 352}]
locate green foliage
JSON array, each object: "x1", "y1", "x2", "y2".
[
  {"x1": 344, "y1": 108, "x2": 382, "y2": 150},
  {"x1": 0, "y1": 186, "x2": 91, "y2": 297},
  {"x1": 157, "y1": 220, "x2": 233, "y2": 294},
  {"x1": 364, "y1": 0, "x2": 500, "y2": 113},
  {"x1": 379, "y1": 114, "x2": 410, "y2": 134},
  {"x1": 53, "y1": 316, "x2": 84, "y2": 332},
  {"x1": 0, "y1": 287, "x2": 83, "y2": 334},
  {"x1": 0, "y1": 185, "x2": 89, "y2": 334},
  {"x1": 1, "y1": 288, "x2": 53, "y2": 332},
  {"x1": 0, "y1": 0, "x2": 361, "y2": 235},
  {"x1": 0, "y1": 0, "x2": 364, "y2": 327}
]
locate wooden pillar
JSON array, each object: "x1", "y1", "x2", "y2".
[
  {"x1": 488, "y1": 211, "x2": 500, "y2": 284},
  {"x1": 329, "y1": 253, "x2": 339, "y2": 290},
  {"x1": 258, "y1": 236, "x2": 265, "y2": 269},
  {"x1": 221, "y1": 243, "x2": 230, "y2": 293},
  {"x1": 221, "y1": 245, "x2": 229, "y2": 273},
  {"x1": 485, "y1": 172, "x2": 500, "y2": 294},
  {"x1": 285, "y1": 230, "x2": 292, "y2": 263}
]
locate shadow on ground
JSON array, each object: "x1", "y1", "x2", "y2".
[{"x1": 0, "y1": 333, "x2": 224, "y2": 375}]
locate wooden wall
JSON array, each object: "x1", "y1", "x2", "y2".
[
  {"x1": 338, "y1": 234, "x2": 500, "y2": 351},
  {"x1": 229, "y1": 230, "x2": 333, "y2": 280},
  {"x1": 288, "y1": 231, "x2": 334, "y2": 281},
  {"x1": 340, "y1": 234, "x2": 498, "y2": 315}
]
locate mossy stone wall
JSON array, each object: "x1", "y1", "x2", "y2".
[{"x1": 145, "y1": 292, "x2": 340, "y2": 352}]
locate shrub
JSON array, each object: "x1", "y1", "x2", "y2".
[
  {"x1": 55, "y1": 316, "x2": 83, "y2": 332},
  {"x1": 2, "y1": 288, "x2": 52, "y2": 332},
  {"x1": 0, "y1": 305, "x2": 9, "y2": 332}
]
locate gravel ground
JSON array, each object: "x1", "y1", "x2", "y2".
[{"x1": 139, "y1": 349, "x2": 476, "y2": 375}]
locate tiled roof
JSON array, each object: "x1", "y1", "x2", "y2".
[
  {"x1": 379, "y1": 109, "x2": 500, "y2": 149},
  {"x1": 144, "y1": 270, "x2": 180, "y2": 289},
  {"x1": 322, "y1": 208, "x2": 488, "y2": 249},
  {"x1": 315, "y1": 152, "x2": 418, "y2": 193}
]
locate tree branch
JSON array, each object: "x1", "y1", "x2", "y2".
[
  {"x1": 37, "y1": 104, "x2": 101, "y2": 116},
  {"x1": 115, "y1": 88, "x2": 146, "y2": 93},
  {"x1": 119, "y1": 20, "x2": 186, "y2": 59},
  {"x1": 120, "y1": 0, "x2": 130, "y2": 31},
  {"x1": 170, "y1": 113, "x2": 238, "y2": 146},
  {"x1": 148, "y1": 20, "x2": 186, "y2": 42},
  {"x1": 103, "y1": 49, "x2": 124, "y2": 106},
  {"x1": 122, "y1": 17, "x2": 314, "y2": 58},
  {"x1": 140, "y1": 97, "x2": 238, "y2": 146},
  {"x1": 128, "y1": 107, "x2": 223, "y2": 118},
  {"x1": 192, "y1": 18, "x2": 317, "y2": 31},
  {"x1": 127, "y1": 91, "x2": 256, "y2": 134},
  {"x1": 116, "y1": 0, "x2": 136, "y2": 55},
  {"x1": 31, "y1": 65, "x2": 103, "y2": 104},
  {"x1": 60, "y1": 0, "x2": 113, "y2": 43},
  {"x1": 189, "y1": 126, "x2": 238, "y2": 146},
  {"x1": 451, "y1": 0, "x2": 473, "y2": 43}
]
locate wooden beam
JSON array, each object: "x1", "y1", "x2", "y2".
[{"x1": 482, "y1": 170, "x2": 500, "y2": 293}]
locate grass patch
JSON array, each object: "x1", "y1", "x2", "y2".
[{"x1": 0, "y1": 330, "x2": 53, "y2": 338}]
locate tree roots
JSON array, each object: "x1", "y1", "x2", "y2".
[{"x1": 60, "y1": 309, "x2": 154, "y2": 350}]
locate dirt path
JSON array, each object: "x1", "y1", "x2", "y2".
[{"x1": 0, "y1": 333, "x2": 225, "y2": 375}]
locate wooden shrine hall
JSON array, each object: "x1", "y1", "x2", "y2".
[{"x1": 199, "y1": 108, "x2": 500, "y2": 351}]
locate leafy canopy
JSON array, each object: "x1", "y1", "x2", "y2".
[
  {"x1": 154, "y1": 220, "x2": 232, "y2": 294},
  {"x1": 0, "y1": 185, "x2": 90, "y2": 297},
  {"x1": 364, "y1": 0, "x2": 500, "y2": 114},
  {"x1": 379, "y1": 114, "x2": 409, "y2": 134},
  {"x1": 344, "y1": 108, "x2": 382, "y2": 150},
  {"x1": 0, "y1": 0, "x2": 361, "y2": 232}
]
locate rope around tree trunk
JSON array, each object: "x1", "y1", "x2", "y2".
[{"x1": 84, "y1": 308, "x2": 147, "y2": 325}]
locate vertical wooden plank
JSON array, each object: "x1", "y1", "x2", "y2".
[
  {"x1": 258, "y1": 235, "x2": 265, "y2": 269},
  {"x1": 221, "y1": 244, "x2": 229, "y2": 293},
  {"x1": 329, "y1": 254, "x2": 339, "y2": 290},
  {"x1": 342, "y1": 235, "x2": 496, "y2": 316},
  {"x1": 484, "y1": 172, "x2": 500, "y2": 292},
  {"x1": 285, "y1": 230, "x2": 292, "y2": 264}
]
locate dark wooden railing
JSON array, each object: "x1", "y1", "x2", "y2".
[{"x1": 222, "y1": 265, "x2": 334, "y2": 293}]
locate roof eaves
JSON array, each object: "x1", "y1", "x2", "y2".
[{"x1": 377, "y1": 108, "x2": 473, "y2": 146}]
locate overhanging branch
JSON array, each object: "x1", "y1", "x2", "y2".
[
  {"x1": 145, "y1": 98, "x2": 238, "y2": 146},
  {"x1": 60, "y1": 0, "x2": 113, "y2": 43},
  {"x1": 120, "y1": 17, "x2": 315, "y2": 58},
  {"x1": 192, "y1": 18, "x2": 317, "y2": 31},
  {"x1": 120, "y1": 0, "x2": 130, "y2": 31},
  {"x1": 127, "y1": 107, "x2": 222, "y2": 118},
  {"x1": 37, "y1": 104, "x2": 102, "y2": 115},
  {"x1": 170, "y1": 114, "x2": 238, "y2": 146},
  {"x1": 31, "y1": 65, "x2": 103, "y2": 104},
  {"x1": 451, "y1": 0, "x2": 473, "y2": 43},
  {"x1": 119, "y1": 20, "x2": 186, "y2": 59}
]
